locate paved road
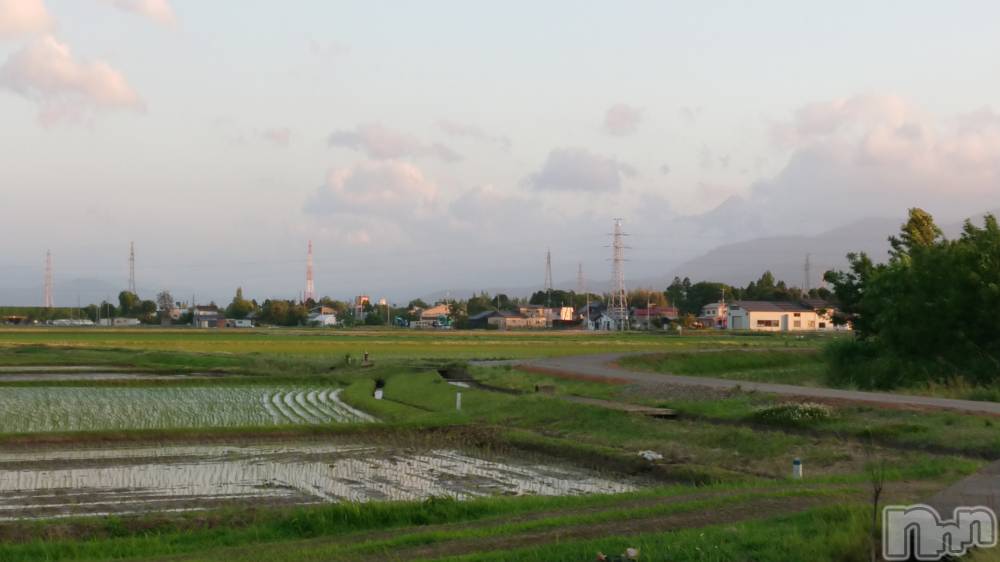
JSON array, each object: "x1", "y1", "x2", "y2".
[{"x1": 520, "y1": 353, "x2": 1000, "y2": 416}]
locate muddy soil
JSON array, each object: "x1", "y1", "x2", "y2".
[{"x1": 0, "y1": 442, "x2": 640, "y2": 520}]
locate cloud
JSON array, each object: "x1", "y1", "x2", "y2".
[
  {"x1": 260, "y1": 127, "x2": 291, "y2": 148},
  {"x1": 0, "y1": 0, "x2": 52, "y2": 38},
  {"x1": 602, "y1": 103, "x2": 642, "y2": 136},
  {"x1": 105, "y1": 0, "x2": 176, "y2": 26},
  {"x1": 0, "y1": 35, "x2": 143, "y2": 125},
  {"x1": 690, "y1": 94, "x2": 1000, "y2": 238},
  {"x1": 305, "y1": 160, "x2": 439, "y2": 217},
  {"x1": 437, "y1": 119, "x2": 511, "y2": 150},
  {"x1": 328, "y1": 123, "x2": 462, "y2": 163},
  {"x1": 526, "y1": 147, "x2": 634, "y2": 192}
]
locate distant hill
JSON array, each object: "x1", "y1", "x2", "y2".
[{"x1": 627, "y1": 209, "x2": 999, "y2": 289}]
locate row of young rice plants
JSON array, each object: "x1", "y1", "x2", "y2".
[{"x1": 0, "y1": 386, "x2": 374, "y2": 433}]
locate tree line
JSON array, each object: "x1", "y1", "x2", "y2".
[{"x1": 824, "y1": 208, "x2": 1000, "y2": 388}]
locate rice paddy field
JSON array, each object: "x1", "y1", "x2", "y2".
[
  {"x1": 0, "y1": 326, "x2": 992, "y2": 561},
  {"x1": 0, "y1": 386, "x2": 373, "y2": 433}
]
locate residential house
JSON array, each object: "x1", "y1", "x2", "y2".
[
  {"x1": 631, "y1": 305, "x2": 679, "y2": 329},
  {"x1": 488, "y1": 311, "x2": 547, "y2": 330},
  {"x1": 192, "y1": 305, "x2": 225, "y2": 328},
  {"x1": 698, "y1": 301, "x2": 729, "y2": 329},
  {"x1": 467, "y1": 310, "x2": 500, "y2": 329},
  {"x1": 419, "y1": 303, "x2": 451, "y2": 322},
  {"x1": 728, "y1": 300, "x2": 832, "y2": 331}
]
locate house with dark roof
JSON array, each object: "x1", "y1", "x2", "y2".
[{"x1": 727, "y1": 300, "x2": 846, "y2": 331}]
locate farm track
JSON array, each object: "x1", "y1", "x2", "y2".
[
  {"x1": 145, "y1": 481, "x2": 935, "y2": 562},
  {"x1": 521, "y1": 353, "x2": 1000, "y2": 416}
]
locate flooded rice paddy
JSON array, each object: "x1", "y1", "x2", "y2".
[
  {"x1": 0, "y1": 386, "x2": 374, "y2": 433},
  {"x1": 0, "y1": 442, "x2": 639, "y2": 519}
]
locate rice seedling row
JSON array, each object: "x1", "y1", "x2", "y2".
[{"x1": 0, "y1": 386, "x2": 374, "y2": 433}]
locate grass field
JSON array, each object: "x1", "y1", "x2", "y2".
[{"x1": 0, "y1": 327, "x2": 992, "y2": 561}]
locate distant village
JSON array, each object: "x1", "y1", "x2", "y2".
[{"x1": 1, "y1": 270, "x2": 852, "y2": 334}]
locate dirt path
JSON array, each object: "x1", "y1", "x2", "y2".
[
  {"x1": 396, "y1": 495, "x2": 826, "y2": 560},
  {"x1": 144, "y1": 482, "x2": 937, "y2": 562},
  {"x1": 521, "y1": 353, "x2": 1000, "y2": 416}
]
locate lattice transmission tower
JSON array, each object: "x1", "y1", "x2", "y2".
[
  {"x1": 578, "y1": 262, "x2": 591, "y2": 328},
  {"x1": 304, "y1": 240, "x2": 316, "y2": 302},
  {"x1": 43, "y1": 250, "x2": 53, "y2": 308},
  {"x1": 608, "y1": 218, "x2": 629, "y2": 330},
  {"x1": 128, "y1": 242, "x2": 136, "y2": 294}
]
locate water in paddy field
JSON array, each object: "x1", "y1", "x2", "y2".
[{"x1": 0, "y1": 443, "x2": 639, "y2": 520}]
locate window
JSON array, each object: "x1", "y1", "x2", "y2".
[
  {"x1": 793, "y1": 321, "x2": 801, "y2": 328},
  {"x1": 819, "y1": 322, "x2": 826, "y2": 329},
  {"x1": 793, "y1": 312, "x2": 801, "y2": 317},
  {"x1": 808, "y1": 321, "x2": 816, "y2": 328},
  {"x1": 756, "y1": 319, "x2": 779, "y2": 327}
]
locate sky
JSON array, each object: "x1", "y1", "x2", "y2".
[{"x1": 2, "y1": 1, "x2": 1000, "y2": 305}]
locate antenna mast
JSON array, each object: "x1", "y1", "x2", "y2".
[
  {"x1": 609, "y1": 218, "x2": 629, "y2": 331},
  {"x1": 804, "y1": 253, "x2": 811, "y2": 294},
  {"x1": 128, "y1": 242, "x2": 136, "y2": 294},
  {"x1": 43, "y1": 250, "x2": 53, "y2": 308},
  {"x1": 305, "y1": 240, "x2": 315, "y2": 302},
  {"x1": 544, "y1": 249, "x2": 553, "y2": 307}
]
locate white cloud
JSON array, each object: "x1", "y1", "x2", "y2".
[
  {"x1": 0, "y1": 35, "x2": 143, "y2": 125},
  {"x1": 603, "y1": 103, "x2": 642, "y2": 136},
  {"x1": 305, "y1": 160, "x2": 439, "y2": 217},
  {"x1": 0, "y1": 0, "x2": 52, "y2": 38},
  {"x1": 690, "y1": 94, "x2": 1000, "y2": 238},
  {"x1": 527, "y1": 148, "x2": 634, "y2": 192},
  {"x1": 105, "y1": 0, "x2": 176, "y2": 26},
  {"x1": 437, "y1": 119, "x2": 511, "y2": 150},
  {"x1": 328, "y1": 123, "x2": 462, "y2": 163}
]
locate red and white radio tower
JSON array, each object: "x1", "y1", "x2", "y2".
[{"x1": 304, "y1": 240, "x2": 315, "y2": 302}]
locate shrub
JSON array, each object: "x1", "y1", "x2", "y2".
[{"x1": 751, "y1": 402, "x2": 834, "y2": 426}]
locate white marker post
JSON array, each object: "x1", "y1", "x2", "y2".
[
  {"x1": 456, "y1": 392, "x2": 462, "y2": 411},
  {"x1": 792, "y1": 457, "x2": 803, "y2": 479}
]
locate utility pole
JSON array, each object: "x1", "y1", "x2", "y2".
[
  {"x1": 43, "y1": 250, "x2": 53, "y2": 308},
  {"x1": 128, "y1": 242, "x2": 136, "y2": 294},
  {"x1": 544, "y1": 249, "x2": 553, "y2": 308},
  {"x1": 608, "y1": 218, "x2": 629, "y2": 331}
]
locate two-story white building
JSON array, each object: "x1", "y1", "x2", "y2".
[{"x1": 727, "y1": 300, "x2": 847, "y2": 331}]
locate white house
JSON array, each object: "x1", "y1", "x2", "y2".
[{"x1": 727, "y1": 300, "x2": 847, "y2": 332}]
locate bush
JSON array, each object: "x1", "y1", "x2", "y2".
[{"x1": 751, "y1": 402, "x2": 833, "y2": 426}]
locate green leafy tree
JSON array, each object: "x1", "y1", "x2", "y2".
[
  {"x1": 888, "y1": 207, "x2": 943, "y2": 262},
  {"x1": 118, "y1": 291, "x2": 140, "y2": 316},
  {"x1": 826, "y1": 210, "x2": 1000, "y2": 388},
  {"x1": 226, "y1": 287, "x2": 255, "y2": 319}
]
